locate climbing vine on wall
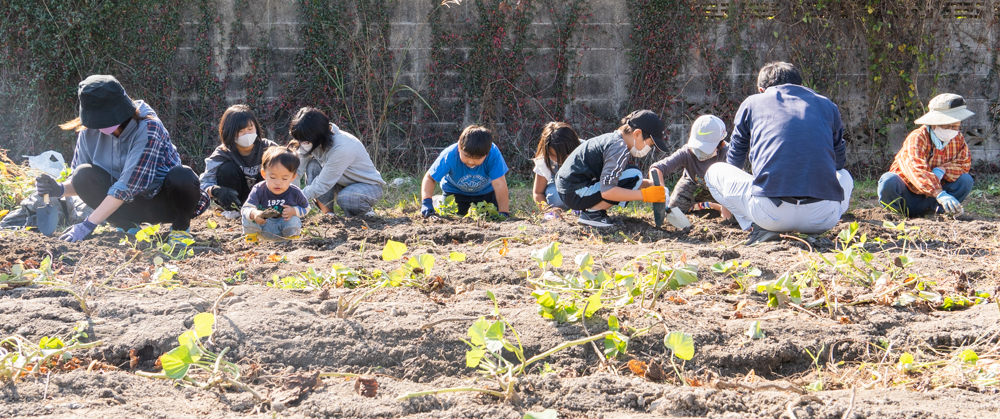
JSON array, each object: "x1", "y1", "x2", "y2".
[
  {"x1": 286, "y1": 0, "x2": 348, "y2": 114},
  {"x1": 628, "y1": 0, "x2": 980, "y2": 165},
  {"x1": 625, "y1": 0, "x2": 701, "y2": 120},
  {"x1": 0, "y1": 0, "x2": 184, "y2": 156},
  {"x1": 425, "y1": 0, "x2": 593, "y2": 171},
  {"x1": 3, "y1": 0, "x2": 998, "y2": 173}
]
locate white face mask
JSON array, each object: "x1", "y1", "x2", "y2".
[
  {"x1": 236, "y1": 133, "x2": 257, "y2": 148},
  {"x1": 98, "y1": 126, "x2": 119, "y2": 135},
  {"x1": 692, "y1": 147, "x2": 718, "y2": 161},
  {"x1": 932, "y1": 127, "x2": 959, "y2": 144},
  {"x1": 630, "y1": 140, "x2": 651, "y2": 158},
  {"x1": 298, "y1": 143, "x2": 312, "y2": 155}
]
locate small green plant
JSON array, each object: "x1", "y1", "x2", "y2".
[
  {"x1": 755, "y1": 273, "x2": 802, "y2": 308},
  {"x1": 437, "y1": 195, "x2": 459, "y2": 216},
  {"x1": 894, "y1": 280, "x2": 988, "y2": 311},
  {"x1": 603, "y1": 315, "x2": 629, "y2": 359},
  {"x1": 711, "y1": 260, "x2": 761, "y2": 293},
  {"x1": 0, "y1": 255, "x2": 60, "y2": 289},
  {"x1": 1, "y1": 321, "x2": 101, "y2": 383},
  {"x1": 804, "y1": 345, "x2": 825, "y2": 391},
  {"x1": 267, "y1": 241, "x2": 447, "y2": 317},
  {"x1": 744, "y1": 321, "x2": 764, "y2": 341},
  {"x1": 536, "y1": 363, "x2": 558, "y2": 377},
  {"x1": 397, "y1": 291, "x2": 610, "y2": 403},
  {"x1": 119, "y1": 224, "x2": 194, "y2": 260},
  {"x1": 526, "y1": 242, "x2": 698, "y2": 323},
  {"x1": 136, "y1": 313, "x2": 262, "y2": 400},
  {"x1": 663, "y1": 331, "x2": 695, "y2": 383},
  {"x1": 223, "y1": 270, "x2": 246, "y2": 285},
  {"x1": 466, "y1": 201, "x2": 503, "y2": 221},
  {"x1": 523, "y1": 410, "x2": 559, "y2": 419}
]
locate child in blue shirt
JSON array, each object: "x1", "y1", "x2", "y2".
[
  {"x1": 241, "y1": 147, "x2": 310, "y2": 239},
  {"x1": 420, "y1": 125, "x2": 510, "y2": 217}
]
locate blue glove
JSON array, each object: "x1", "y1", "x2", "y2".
[
  {"x1": 499, "y1": 212, "x2": 510, "y2": 219},
  {"x1": 35, "y1": 174, "x2": 65, "y2": 198},
  {"x1": 60, "y1": 219, "x2": 98, "y2": 242},
  {"x1": 932, "y1": 167, "x2": 945, "y2": 181},
  {"x1": 936, "y1": 191, "x2": 963, "y2": 214},
  {"x1": 420, "y1": 198, "x2": 435, "y2": 217}
]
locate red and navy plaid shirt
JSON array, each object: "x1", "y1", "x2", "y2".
[
  {"x1": 889, "y1": 126, "x2": 971, "y2": 197},
  {"x1": 72, "y1": 115, "x2": 210, "y2": 217}
]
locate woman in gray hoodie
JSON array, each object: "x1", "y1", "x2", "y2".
[
  {"x1": 199, "y1": 104, "x2": 278, "y2": 218},
  {"x1": 33, "y1": 75, "x2": 209, "y2": 244},
  {"x1": 289, "y1": 107, "x2": 385, "y2": 217}
]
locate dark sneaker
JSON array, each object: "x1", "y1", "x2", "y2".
[
  {"x1": 578, "y1": 210, "x2": 613, "y2": 227},
  {"x1": 745, "y1": 223, "x2": 780, "y2": 245}
]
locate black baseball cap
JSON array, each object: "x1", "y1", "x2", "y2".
[
  {"x1": 78, "y1": 75, "x2": 137, "y2": 129},
  {"x1": 625, "y1": 110, "x2": 668, "y2": 152}
]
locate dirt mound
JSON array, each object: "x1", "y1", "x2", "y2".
[{"x1": 2, "y1": 203, "x2": 1000, "y2": 418}]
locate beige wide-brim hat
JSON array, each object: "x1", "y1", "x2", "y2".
[{"x1": 914, "y1": 93, "x2": 975, "y2": 125}]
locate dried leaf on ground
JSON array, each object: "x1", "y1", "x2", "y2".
[
  {"x1": 628, "y1": 360, "x2": 647, "y2": 377},
  {"x1": 355, "y1": 376, "x2": 379, "y2": 397},
  {"x1": 646, "y1": 361, "x2": 667, "y2": 382},
  {"x1": 271, "y1": 372, "x2": 322, "y2": 405}
]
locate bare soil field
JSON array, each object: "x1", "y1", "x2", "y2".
[{"x1": 2, "y1": 197, "x2": 1000, "y2": 418}]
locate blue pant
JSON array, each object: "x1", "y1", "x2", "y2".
[
  {"x1": 242, "y1": 215, "x2": 302, "y2": 238},
  {"x1": 544, "y1": 183, "x2": 568, "y2": 210},
  {"x1": 878, "y1": 172, "x2": 973, "y2": 217}
]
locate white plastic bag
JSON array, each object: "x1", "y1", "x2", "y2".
[{"x1": 24, "y1": 151, "x2": 66, "y2": 178}]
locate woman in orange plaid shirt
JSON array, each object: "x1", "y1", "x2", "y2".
[{"x1": 878, "y1": 93, "x2": 974, "y2": 216}]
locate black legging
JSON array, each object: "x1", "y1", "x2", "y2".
[
  {"x1": 72, "y1": 164, "x2": 201, "y2": 231},
  {"x1": 214, "y1": 159, "x2": 257, "y2": 207}
]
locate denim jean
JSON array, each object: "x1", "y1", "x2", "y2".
[
  {"x1": 543, "y1": 182, "x2": 568, "y2": 210},
  {"x1": 242, "y1": 215, "x2": 302, "y2": 238},
  {"x1": 878, "y1": 172, "x2": 973, "y2": 217}
]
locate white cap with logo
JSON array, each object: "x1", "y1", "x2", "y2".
[{"x1": 687, "y1": 115, "x2": 727, "y2": 154}]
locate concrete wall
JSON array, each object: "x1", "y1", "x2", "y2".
[{"x1": 182, "y1": 0, "x2": 1000, "y2": 165}]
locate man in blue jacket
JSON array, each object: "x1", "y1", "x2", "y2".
[{"x1": 705, "y1": 62, "x2": 854, "y2": 245}]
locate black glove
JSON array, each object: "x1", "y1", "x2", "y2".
[
  {"x1": 35, "y1": 174, "x2": 64, "y2": 198},
  {"x1": 209, "y1": 185, "x2": 241, "y2": 210}
]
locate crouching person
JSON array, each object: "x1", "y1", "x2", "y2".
[
  {"x1": 555, "y1": 110, "x2": 670, "y2": 227},
  {"x1": 705, "y1": 62, "x2": 853, "y2": 245},
  {"x1": 420, "y1": 125, "x2": 511, "y2": 218},
  {"x1": 290, "y1": 107, "x2": 385, "y2": 217},
  {"x1": 649, "y1": 115, "x2": 729, "y2": 215},
  {"x1": 35, "y1": 75, "x2": 209, "y2": 245},
  {"x1": 878, "y1": 93, "x2": 974, "y2": 216},
  {"x1": 241, "y1": 147, "x2": 310, "y2": 240}
]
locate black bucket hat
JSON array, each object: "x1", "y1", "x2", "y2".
[
  {"x1": 78, "y1": 75, "x2": 137, "y2": 129},
  {"x1": 625, "y1": 110, "x2": 668, "y2": 152}
]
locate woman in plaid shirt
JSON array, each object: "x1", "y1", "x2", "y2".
[
  {"x1": 878, "y1": 93, "x2": 974, "y2": 216},
  {"x1": 33, "y1": 75, "x2": 209, "y2": 244}
]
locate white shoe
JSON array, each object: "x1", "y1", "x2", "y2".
[
  {"x1": 363, "y1": 210, "x2": 377, "y2": 218},
  {"x1": 222, "y1": 210, "x2": 240, "y2": 219}
]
